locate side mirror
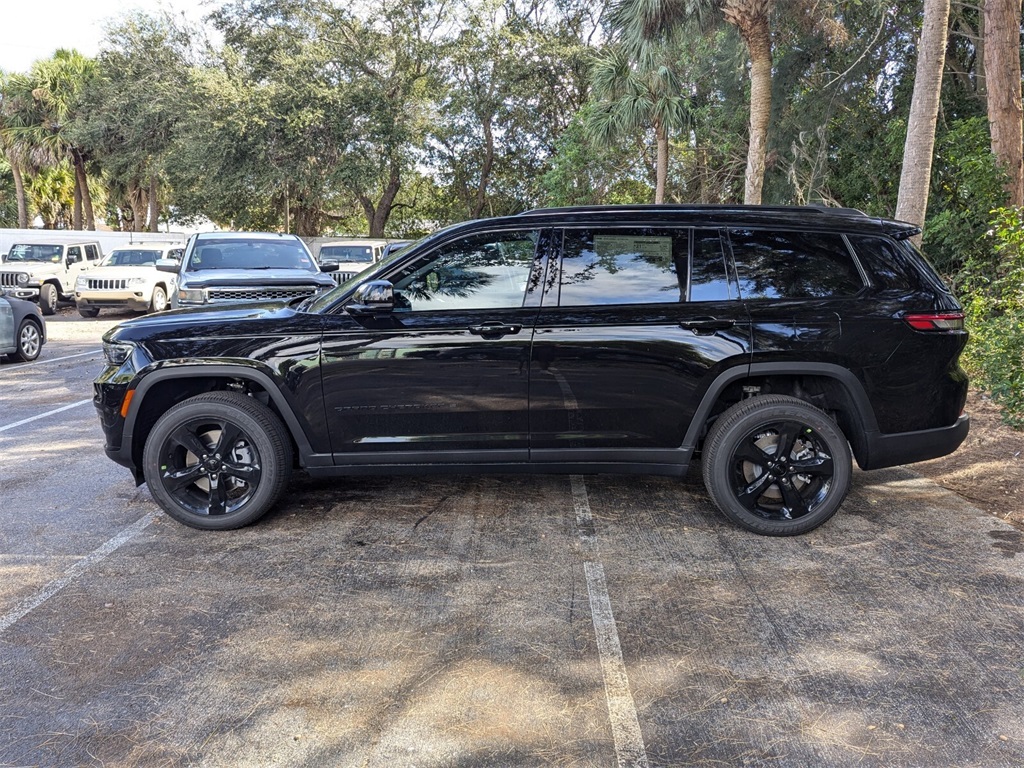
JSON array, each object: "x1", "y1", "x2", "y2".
[
  {"x1": 347, "y1": 280, "x2": 395, "y2": 315},
  {"x1": 319, "y1": 262, "x2": 339, "y2": 272},
  {"x1": 155, "y1": 259, "x2": 180, "y2": 273}
]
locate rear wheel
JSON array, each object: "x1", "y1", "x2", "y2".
[
  {"x1": 39, "y1": 283, "x2": 58, "y2": 315},
  {"x1": 702, "y1": 395, "x2": 852, "y2": 536},
  {"x1": 142, "y1": 392, "x2": 293, "y2": 530},
  {"x1": 11, "y1": 319, "x2": 42, "y2": 362}
]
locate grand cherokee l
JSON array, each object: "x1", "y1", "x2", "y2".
[{"x1": 94, "y1": 206, "x2": 970, "y2": 535}]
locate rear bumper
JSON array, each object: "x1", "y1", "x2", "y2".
[{"x1": 858, "y1": 414, "x2": 970, "y2": 470}]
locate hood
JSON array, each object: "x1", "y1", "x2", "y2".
[
  {"x1": 181, "y1": 267, "x2": 334, "y2": 288},
  {"x1": 0, "y1": 262, "x2": 60, "y2": 275},
  {"x1": 87, "y1": 265, "x2": 161, "y2": 280},
  {"x1": 104, "y1": 300, "x2": 306, "y2": 343}
]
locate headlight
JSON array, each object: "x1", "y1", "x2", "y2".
[
  {"x1": 103, "y1": 341, "x2": 135, "y2": 366},
  {"x1": 179, "y1": 288, "x2": 206, "y2": 304},
  {"x1": 127, "y1": 277, "x2": 146, "y2": 287},
  {"x1": 16, "y1": 272, "x2": 30, "y2": 286},
  {"x1": 76, "y1": 275, "x2": 88, "y2": 289}
]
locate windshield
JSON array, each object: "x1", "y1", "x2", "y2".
[
  {"x1": 320, "y1": 245, "x2": 376, "y2": 263},
  {"x1": 6, "y1": 244, "x2": 62, "y2": 263},
  {"x1": 104, "y1": 249, "x2": 160, "y2": 267},
  {"x1": 186, "y1": 239, "x2": 316, "y2": 272},
  {"x1": 301, "y1": 228, "x2": 448, "y2": 314}
]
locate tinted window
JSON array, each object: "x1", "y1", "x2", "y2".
[
  {"x1": 85, "y1": 245, "x2": 99, "y2": 261},
  {"x1": 391, "y1": 230, "x2": 538, "y2": 311},
  {"x1": 67, "y1": 246, "x2": 82, "y2": 263},
  {"x1": 690, "y1": 229, "x2": 732, "y2": 301},
  {"x1": 846, "y1": 235, "x2": 922, "y2": 290},
  {"x1": 729, "y1": 229, "x2": 863, "y2": 299},
  {"x1": 187, "y1": 239, "x2": 315, "y2": 271},
  {"x1": 558, "y1": 228, "x2": 687, "y2": 306}
]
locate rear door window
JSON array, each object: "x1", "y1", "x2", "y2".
[{"x1": 728, "y1": 229, "x2": 864, "y2": 299}]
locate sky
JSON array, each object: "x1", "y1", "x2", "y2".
[{"x1": 0, "y1": 0, "x2": 215, "y2": 74}]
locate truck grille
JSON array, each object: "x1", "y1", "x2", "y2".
[
  {"x1": 0, "y1": 273, "x2": 19, "y2": 287},
  {"x1": 333, "y1": 271, "x2": 357, "y2": 284},
  {"x1": 206, "y1": 286, "x2": 318, "y2": 302},
  {"x1": 86, "y1": 278, "x2": 129, "y2": 290}
]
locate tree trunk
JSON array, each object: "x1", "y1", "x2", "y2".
[
  {"x1": 8, "y1": 152, "x2": 28, "y2": 229},
  {"x1": 983, "y1": 0, "x2": 1024, "y2": 207},
  {"x1": 148, "y1": 174, "x2": 160, "y2": 232},
  {"x1": 654, "y1": 118, "x2": 668, "y2": 204},
  {"x1": 896, "y1": 0, "x2": 950, "y2": 236},
  {"x1": 472, "y1": 114, "x2": 495, "y2": 218},
  {"x1": 724, "y1": 0, "x2": 774, "y2": 205},
  {"x1": 72, "y1": 148, "x2": 95, "y2": 230},
  {"x1": 72, "y1": 175, "x2": 83, "y2": 230}
]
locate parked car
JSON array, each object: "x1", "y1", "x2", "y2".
[
  {"x1": 74, "y1": 243, "x2": 184, "y2": 317},
  {"x1": 0, "y1": 241, "x2": 102, "y2": 314},
  {"x1": 317, "y1": 238, "x2": 389, "y2": 283},
  {"x1": 0, "y1": 290, "x2": 45, "y2": 362},
  {"x1": 159, "y1": 232, "x2": 336, "y2": 309},
  {"x1": 95, "y1": 205, "x2": 969, "y2": 535}
]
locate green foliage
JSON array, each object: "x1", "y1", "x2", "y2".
[
  {"x1": 923, "y1": 117, "x2": 1008, "y2": 274},
  {"x1": 959, "y1": 206, "x2": 1024, "y2": 427}
]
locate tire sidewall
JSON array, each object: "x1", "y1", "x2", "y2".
[
  {"x1": 150, "y1": 285, "x2": 168, "y2": 313},
  {"x1": 703, "y1": 396, "x2": 852, "y2": 536},
  {"x1": 142, "y1": 394, "x2": 291, "y2": 530}
]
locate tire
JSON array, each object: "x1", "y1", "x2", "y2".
[
  {"x1": 149, "y1": 285, "x2": 168, "y2": 313},
  {"x1": 12, "y1": 319, "x2": 42, "y2": 362},
  {"x1": 78, "y1": 305, "x2": 100, "y2": 318},
  {"x1": 701, "y1": 395, "x2": 852, "y2": 536},
  {"x1": 39, "y1": 283, "x2": 58, "y2": 315},
  {"x1": 142, "y1": 392, "x2": 293, "y2": 530}
]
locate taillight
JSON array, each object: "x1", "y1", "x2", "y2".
[{"x1": 903, "y1": 311, "x2": 965, "y2": 331}]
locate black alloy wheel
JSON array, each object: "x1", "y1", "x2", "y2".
[
  {"x1": 142, "y1": 392, "x2": 293, "y2": 530},
  {"x1": 702, "y1": 395, "x2": 852, "y2": 536}
]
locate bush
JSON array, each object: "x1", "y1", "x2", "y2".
[{"x1": 959, "y1": 206, "x2": 1024, "y2": 427}]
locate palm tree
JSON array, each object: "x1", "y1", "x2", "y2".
[
  {"x1": 0, "y1": 70, "x2": 36, "y2": 228},
  {"x1": 612, "y1": 0, "x2": 775, "y2": 204},
  {"x1": 585, "y1": 43, "x2": 690, "y2": 203},
  {"x1": 27, "y1": 50, "x2": 97, "y2": 230}
]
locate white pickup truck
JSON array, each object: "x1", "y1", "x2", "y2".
[{"x1": 0, "y1": 240, "x2": 103, "y2": 314}]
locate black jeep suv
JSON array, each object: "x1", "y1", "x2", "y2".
[{"x1": 94, "y1": 205, "x2": 969, "y2": 535}]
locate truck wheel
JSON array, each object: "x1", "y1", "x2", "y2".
[
  {"x1": 702, "y1": 395, "x2": 852, "y2": 536},
  {"x1": 39, "y1": 284, "x2": 58, "y2": 315},
  {"x1": 142, "y1": 392, "x2": 293, "y2": 530},
  {"x1": 149, "y1": 285, "x2": 168, "y2": 313}
]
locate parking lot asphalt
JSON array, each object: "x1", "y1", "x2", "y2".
[{"x1": 1, "y1": 312, "x2": 1023, "y2": 767}]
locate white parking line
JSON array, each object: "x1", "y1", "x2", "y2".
[
  {"x1": 572, "y1": 475, "x2": 650, "y2": 768},
  {"x1": 0, "y1": 513, "x2": 157, "y2": 635},
  {"x1": 0, "y1": 398, "x2": 93, "y2": 433},
  {"x1": 0, "y1": 348, "x2": 101, "y2": 372}
]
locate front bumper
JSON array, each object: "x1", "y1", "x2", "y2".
[
  {"x1": 8, "y1": 286, "x2": 40, "y2": 300},
  {"x1": 78, "y1": 292, "x2": 150, "y2": 311}
]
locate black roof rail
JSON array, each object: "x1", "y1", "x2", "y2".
[{"x1": 516, "y1": 203, "x2": 868, "y2": 217}]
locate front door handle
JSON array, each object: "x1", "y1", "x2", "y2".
[
  {"x1": 468, "y1": 322, "x2": 522, "y2": 339},
  {"x1": 679, "y1": 316, "x2": 735, "y2": 334}
]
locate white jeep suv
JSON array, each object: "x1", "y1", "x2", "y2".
[{"x1": 75, "y1": 243, "x2": 184, "y2": 317}]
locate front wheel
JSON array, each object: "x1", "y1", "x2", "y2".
[
  {"x1": 39, "y1": 283, "x2": 58, "y2": 315},
  {"x1": 142, "y1": 392, "x2": 293, "y2": 530},
  {"x1": 149, "y1": 285, "x2": 168, "y2": 313},
  {"x1": 78, "y1": 305, "x2": 100, "y2": 318},
  {"x1": 702, "y1": 395, "x2": 852, "y2": 536}
]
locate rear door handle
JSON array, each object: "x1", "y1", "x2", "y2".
[
  {"x1": 468, "y1": 322, "x2": 522, "y2": 339},
  {"x1": 679, "y1": 317, "x2": 735, "y2": 334}
]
